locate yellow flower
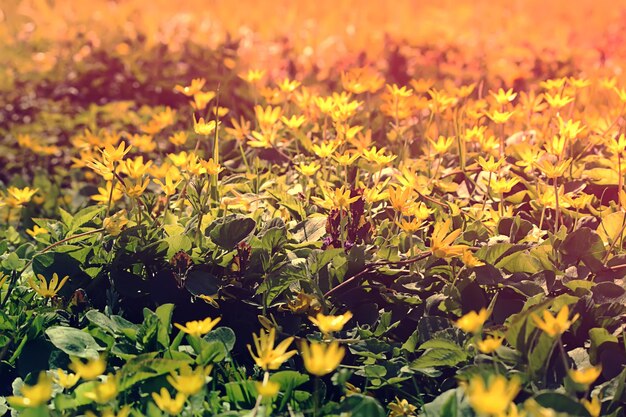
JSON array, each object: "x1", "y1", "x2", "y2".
[
  {"x1": 69, "y1": 356, "x2": 107, "y2": 380},
  {"x1": 476, "y1": 335, "x2": 504, "y2": 354},
  {"x1": 613, "y1": 86, "x2": 626, "y2": 103},
  {"x1": 153, "y1": 171, "x2": 182, "y2": 197},
  {"x1": 490, "y1": 177, "x2": 520, "y2": 195},
  {"x1": 531, "y1": 304, "x2": 579, "y2": 337},
  {"x1": 193, "y1": 115, "x2": 220, "y2": 136},
  {"x1": 462, "y1": 250, "x2": 485, "y2": 267},
  {"x1": 0, "y1": 272, "x2": 8, "y2": 288},
  {"x1": 606, "y1": 134, "x2": 626, "y2": 156},
  {"x1": 397, "y1": 218, "x2": 422, "y2": 234},
  {"x1": 167, "y1": 364, "x2": 212, "y2": 396},
  {"x1": 255, "y1": 378, "x2": 280, "y2": 397},
  {"x1": 26, "y1": 225, "x2": 49, "y2": 238},
  {"x1": 174, "y1": 316, "x2": 221, "y2": 337},
  {"x1": 429, "y1": 136, "x2": 455, "y2": 155},
  {"x1": 311, "y1": 141, "x2": 338, "y2": 158},
  {"x1": 312, "y1": 186, "x2": 360, "y2": 211},
  {"x1": 192, "y1": 91, "x2": 216, "y2": 110},
  {"x1": 247, "y1": 327, "x2": 297, "y2": 371},
  {"x1": 277, "y1": 78, "x2": 301, "y2": 93},
  {"x1": 544, "y1": 92, "x2": 574, "y2": 108},
  {"x1": 168, "y1": 131, "x2": 189, "y2": 147},
  {"x1": 300, "y1": 340, "x2": 345, "y2": 377},
  {"x1": 309, "y1": 312, "x2": 353, "y2": 334},
  {"x1": 361, "y1": 146, "x2": 397, "y2": 166},
  {"x1": 201, "y1": 158, "x2": 224, "y2": 176},
  {"x1": 386, "y1": 83, "x2": 413, "y2": 98},
  {"x1": 225, "y1": 116, "x2": 251, "y2": 141},
  {"x1": 569, "y1": 365, "x2": 602, "y2": 386},
  {"x1": 122, "y1": 178, "x2": 150, "y2": 198},
  {"x1": 240, "y1": 69, "x2": 266, "y2": 84},
  {"x1": 388, "y1": 185, "x2": 414, "y2": 214},
  {"x1": 388, "y1": 397, "x2": 417, "y2": 417},
  {"x1": 465, "y1": 374, "x2": 521, "y2": 416},
  {"x1": 255, "y1": 105, "x2": 282, "y2": 132},
  {"x1": 103, "y1": 210, "x2": 129, "y2": 237},
  {"x1": 28, "y1": 273, "x2": 70, "y2": 298},
  {"x1": 296, "y1": 162, "x2": 321, "y2": 177},
  {"x1": 84, "y1": 374, "x2": 118, "y2": 404},
  {"x1": 430, "y1": 218, "x2": 468, "y2": 259},
  {"x1": 54, "y1": 369, "x2": 79, "y2": 389},
  {"x1": 91, "y1": 182, "x2": 124, "y2": 204},
  {"x1": 7, "y1": 372, "x2": 53, "y2": 408},
  {"x1": 152, "y1": 388, "x2": 187, "y2": 415},
  {"x1": 490, "y1": 88, "x2": 517, "y2": 105},
  {"x1": 122, "y1": 156, "x2": 152, "y2": 179},
  {"x1": 581, "y1": 395, "x2": 601, "y2": 417},
  {"x1": 5, "y1": 186, "x2": 39, "y2": 208},
  {"x1": 101, "y1": 142, "x2": 131, "y2": 164},
  {"x1": 456, "y1": 308, "x2": 490, "y2": 334},
  {"x1": 174, "y1": 78, "x2": 206, "y2": 96},
  {"x1": 281, "y1": 115, "x2": 306, "y2": 130},
  {"x1": 478, "y1": 155, "x2": 505, "y2": 173},
  {"x1": 486, "y1": 110, "x2": 516, "y2": 124},
  {"x1": 534, "y1": 158, "x2": 572, "y2": 179},
  {"x1": 333, "y1": 151, "x2": 360, "y2": 166}
]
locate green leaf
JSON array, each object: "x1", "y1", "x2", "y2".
[
  {"x1": 203, "y1": 327, "x2": 236, "y2": 352},
  {"x1": 162, "y1": 234, "x2": 192, "y2": 259},
  {"x1": 409, "y1": 344, "x2": 467, "y2": 370},
  {"x1": 589, "y1": 327, "x2": 619, "y2": 364},
  {"x1": 45, "y1": 326, "x2": 103, "y2": 358},
  {"x1": 560, "y1": 227, "x2": 606, "y2": 272},
  {"x1": 86, "y1": 310, "x2": 120, "y2": 335},
  {"x1": 533, "y1": 392, "x2": 590, "y2": 416},
  {"x1": 339, "y1": 394, "x2": 386, "y2": 417},
  {"x1": 208, "y1": 215, "x2": 256, "y2": 249}
]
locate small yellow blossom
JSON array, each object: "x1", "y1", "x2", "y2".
[
  {"x1": 388, "y1": 397, "x2": 418, "y2": 417},
  {"x1": 69, "y1": 356, "x2": 107, "y2": 380},
  {"x1": 581, "y1": 395, "x2": 601, "y2": 417},
  {"x1": 28, "y1": 272, "x2": 69, "y2": 298},
  {"x1": 152, "y1": 388, "x2": 187, "y2": 415},
  {"x1": 7, "y1": 372, "x2": 52, "y2": 408},
  {"x1": 456, "y1": 308, "x2": 490, "y2": 334},
  {"x1": 464, "y1": 374, "x2": 521, "y2": 416},
  {"x1": 255, "y1": 378, "x2": 280, "y2": 397},
  {"x1": 532, "y1": 305, "x2": 579, "y2": 337},
  {"x1": 300, "y1": 340, "x2": 345, "y2": 377},
  {"x1": 309, "y1": 312, "x2": 353, "y2": 334},
  {"x1": 296, "y1": 162, "x2": 321, "y2": 177},
  {"x1": 569, "y1": 365, "x2": 602, "y2": 386},
  {"x1": 84, "y1": 374, "x2": 118, "y2": 404},
  {"x1": 103, "y1": 210, "x2": 129, "y2": 237},
  {"x1": 54, "y1": 369, "x2": 79, "y2": 389},
  {"x1": 5, "y1": 186, "x2": 39, "y2": 208},
  {"x1": 476, "y1": 335, "x2": 504, "y2": 354},
  {"x1": 174, "y1": 316, "x2": 222, "y2": 337},
  {"x1": 430, "y1": 218, "x2": 468, "y2": 259},
  {"x1": 247, "y1": 327, "x2": 297, "y2": 371},
  {"x1": 167, "y1": 364, "x2": 212, "y2": 396}
]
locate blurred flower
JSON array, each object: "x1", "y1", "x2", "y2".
[
  {"x1": 69, "y1": 356, "x2": 106, "y2": 380},
  {"x1": 53, "y1": 369, "x2": 79, "y2": 389},
  {"x1": 300, "y1": 340, "x2": 345, "y2": 377},
  {"x1": 5, "y1": 186, "x2": 39, "y2": 208},
  {"x1": 175, "y1": 78, "x2": 206, "y2": 96},
  {"x1": 84, "y1": 374, "x2": 118, "y2": 404},
  {"x1": 476, "y1": 335, "x2": 504, "y2": 354},
  {"x1": 152, "y1": 388, "x2": 187, "y2": 415},
  {"x1": 569, "y1": 365, "x2": 602, "y2": 386},
  {"x1": 255, "y1": 378, "x2": 280, "y2": 397},
  {"x1": 7, "y1": 372, "x2": 52, "y2": 408},
  {"x1": 296, "y1": 162, "x2": 321, "y2": 177},
  {"x1": 26, "y1": 225, "x2": 49, "y2": 238},
  {"x1": 464, "y1": 374, "x2": 520, "y2": 416},
  {"x1": 167, "y1": 364, "x2": 212, "y2": 396},
  {"x1": 430, "y1": 218, "x2": 467, "y2": 259},
  {"x1": 581, "y1": 395, "x2": 601, "y2": 417},
  {"x1": 456, "y1": 308, "x2": 490, "y2": 334}
]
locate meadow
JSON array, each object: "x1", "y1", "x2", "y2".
[{"x1": 1, "y1": 1, "x2": 626, "y2": 416}]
